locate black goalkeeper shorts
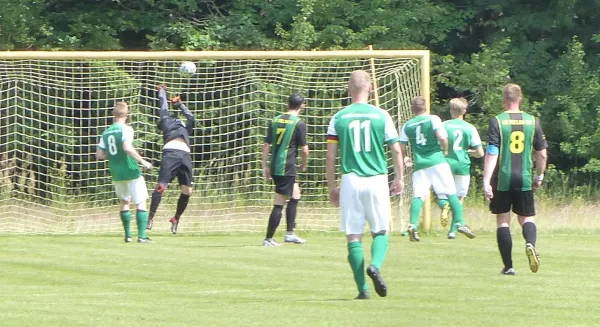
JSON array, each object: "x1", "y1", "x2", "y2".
[
  {"x1": 489, "y1": 190, "x2": 535, "y2": 217},
  {"x1": 157, "y1": 149, "x2": 194, "y2": 186},
  {"x1": 272, "y1": 175, "x2": 296, "y2": 197}
]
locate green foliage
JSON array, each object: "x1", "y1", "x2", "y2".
[{"x1": 1, "y1": 0, "x2": 600, "y2": 199}]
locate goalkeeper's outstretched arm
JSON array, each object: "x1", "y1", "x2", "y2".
[
  {"x1": 174, "y1": 100, "x2": 196, "y2": 135},
  {"x1": 156, "y1": 86, "x2": 174, "y2": 133},
  {"x1": 158, "y1": 87, "x2": 170, "y2": 120}
]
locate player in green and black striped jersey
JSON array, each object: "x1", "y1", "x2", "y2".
[
  {"x1": 261, "y1": 93, "x2": 309, "y2": 246},
  {"x1": 483, "y1": 83, "x2": 548, "y2": 275}
]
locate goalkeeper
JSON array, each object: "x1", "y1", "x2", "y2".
[{"x1": 146, "y1": 85, "x2": 196, "y2": 234}]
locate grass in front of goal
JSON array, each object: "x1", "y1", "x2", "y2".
[{"x1": 1, "y1": 233, "x2": 598, "y2": 327}]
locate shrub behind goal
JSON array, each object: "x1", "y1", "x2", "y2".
[{"x1": 0, "y1": 50, "x2": 429, "y2": 234}]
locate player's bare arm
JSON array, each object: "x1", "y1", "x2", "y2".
[
  {"x1": 533, "y1": 148, "x2": 548, "y2": 190},
  {"x1": 300, "y1": 145, "x2": 309, "y2": 172},
  {"x1": 326, "y1": 142, "x2": 339, "y2": 207},
  {"x1": 262, "y1": 142, "x2": 271, "y2": 179},
  {"x1": 95, "y1": 149, "x2": 107, "y2": 161},
  {"x1": 123, "y1": 141, "x2": 152, "y2": 169},
  {"x1": 483, "y1": 117, "x2": 501, "y2": 200},
  {"x1": 482, "y1": 153, "x2": 498, "y2": 200},
  {"x1": 435, "y1": 129, "x2": 449, "y2": 156},
  {"x1": 400, "y1": 143, "x2": 412, "y2": 167},
  {"x1": 468, "y1": 147, "x2": 484, "y2": 158},
  {"x1": 390, "y1": 142, "x2": 404, "y2": 195},
  {"x1": 533, "y1": 118, "x2": 548, "y2": 190}
]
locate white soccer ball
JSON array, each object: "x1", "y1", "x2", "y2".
[{"x1": 179, "y1": 61, "x2": 196, "y2": 77}]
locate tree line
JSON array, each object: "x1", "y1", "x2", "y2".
[{"x1": 1, "y1": 0, "x2": 600, "y2": 199}]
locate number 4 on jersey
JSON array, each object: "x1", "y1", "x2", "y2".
[{"x1": 416, "y1": 125, "x2": 427, "y2": 146}]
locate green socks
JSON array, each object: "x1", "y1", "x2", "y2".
[
  {"x1": 347, "y1": 241, "x2": 367, "y2": 293},
  {"x1": 437, "y1": 199, "x2": 449, "y2": 210},
  {"x1": 136, "y1": 210, "x2": 149, "y2": 239},
  {"x1": 448, "y1": 194, "x2": 464, "y2": 232},
  {"x1": 410, "y1": 198, "x2": 424, "y2": 228},
  {"x1": 371, "y1": 234, "x2": 389, "y2": 270},
  {"x1": 120, "y1": 210, "x2": 132, "y2": 238}
]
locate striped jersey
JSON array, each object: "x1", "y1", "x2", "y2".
[
  {"x1": 487, "y1": 112, "x2": 547, "y2": 191},
  {"x1": 265, "y1": 113, "x2": 307, "y2": 176}
]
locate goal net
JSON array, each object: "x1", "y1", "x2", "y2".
[{"x1": 0, "y1": 50, "x2": 429, "y2": 234}]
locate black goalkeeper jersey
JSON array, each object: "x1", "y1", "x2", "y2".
[{"x1": 157, "y1": 95, "x2": 195, "y2": 146}]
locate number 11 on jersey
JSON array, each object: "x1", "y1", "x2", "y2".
[{"x1": 349, "y1": 120, "x2": 371, "y2": 153}]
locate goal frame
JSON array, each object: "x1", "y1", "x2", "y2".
[{"x1": 0, "y1": 49, "x2": 432, "y2": 233}]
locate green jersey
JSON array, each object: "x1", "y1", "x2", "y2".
[
  {"x1": 400, "y1": 115, "x2": 447, "y2": 171},
  {"x1": 487, "y1": 112, "x2": 547, "y2": 191},
  {"x1": 264, "y1": 114, "x2": 307, "y2": 176},
  {"x1": 443, "y1": 119, "x2": 482, "y2": 176},
  {"x1": 326, "y1": 103, "x2": 399, "y2": 177},
  {"x1": 98, "y1": 123, "x2": 141, "y2": 181}
]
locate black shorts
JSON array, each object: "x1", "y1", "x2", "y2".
[
  {"x1": 272, "y1": 175, "x2": 296, "y2": 197},
  {"x1": 489, "y1": 190, "x2": 535, "y2": 216},
  {"x1": 157, "y1": 149, "x2": 193, "y2": 186}
]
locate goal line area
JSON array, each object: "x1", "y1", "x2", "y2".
[{"x1": 0, "y1": 50, "x2": 430, "y2": 234}]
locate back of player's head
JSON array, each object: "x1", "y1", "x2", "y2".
[
  {"x1": 449, "y1": 97, "x2": 468, "y2": 115},
  {"x1": 288, "y1": 93, "x2": 305, "y2": 110},
  {"x1": 503, "y1": 83, "x2": 522, "y2": 104},
  {"x1": 113, "y1": 102, "x2": 129, "y2": 118},
  {"x1": 411, "y1": 96, "x2": 427, "y2": 114},
  {"x1": 348, "y1": 70, "x2": 372, "y2": 96}
]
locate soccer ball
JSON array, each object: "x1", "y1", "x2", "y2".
[{"x1": 179, "y1": 61, "x2": 196, "y2": 77}]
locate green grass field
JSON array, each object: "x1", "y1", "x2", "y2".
[{"x1": 1, "y1": 232, "x2": 598, "y2": 327}]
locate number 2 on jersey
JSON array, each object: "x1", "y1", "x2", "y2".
[
  {"x1": 107, "y1": 135, "x2": 118, "y2": 155},
  {"x1": 349, "y1": 120, "x2": 371, "y2": 153},
  {"x1": 510, "y1": 131, "x2": 525, "y2": 153},
  {"x1": 453, "y1": 130, "x2": 463, "y2": 151}
]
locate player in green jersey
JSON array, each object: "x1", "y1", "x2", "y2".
[
  {"x1": 262, "y1": 93, "x2": 309, "y2": 246},
  {"x1": 483, "y1": 84, "x2": 548, "y2": 275},
  {"x1": 438, "y1": 98, "x2": 484, "y2": 239},
  {"x1": 400, "y1": 96, "x2": 475, "y2": 242},
  {"x1": 96, "y1": 102, "x2": 153, "y2": 243},
  {"x1": 326, "y1": 70, "x2": 404, "y2": 299}
]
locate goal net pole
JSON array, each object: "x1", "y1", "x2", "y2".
[
  {"x1": 367, "y1": 45, "x2": 395, "y2": 232},
  {"x1": 0, "y1": 50, "x2": 430, "y2": 234},
  {"x1": 420, "y1": 50, "x2": 432, "y2": 233}
]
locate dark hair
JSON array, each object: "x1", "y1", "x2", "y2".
[{"x1": 288, "y1": 93, "x2": 304, "y2": 110}]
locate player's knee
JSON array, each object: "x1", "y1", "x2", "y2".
[
  {"x1": 372, "y1": 230, "x2": 387, "y2": 237},
  {"x1": 181, "y1": 185, "x2": 193, "y2": 195},
  {"x1": 414, "y1": 196, "x2": 426, "y2": 203},
  {"x1": 346, "y1": 234, "x2": 362, "y2": 243},
  {"x1": 292, "y1": 183, "x2": 301, "y2": 199},
  {"x1": 153, "y1": 183, "x2": 167, "y2": 196}
]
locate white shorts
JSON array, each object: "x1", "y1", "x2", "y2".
[
  {"x1": 113, "y1": 176, "x2": 149, "y2": 205},
  {"x1": 412, "y1": 163, "x2": 456, "y2": 199},
  {"x1": 454, "y1": 175, "x2": 470, "y2": 197},
  {"x1": 438, "y1": 175, "x2": 470, "y2": 199},
  {"x1": 339, "y1": 173, "x2": 390, "y2": 235}
]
